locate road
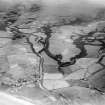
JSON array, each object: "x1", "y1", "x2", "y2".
[{"x1": 0, "y1": 92, "x2": 41, "y2": 105}]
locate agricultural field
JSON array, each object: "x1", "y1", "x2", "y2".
[{"x1": 0, "y1": 0, "x2": 105, "y2": 105}]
